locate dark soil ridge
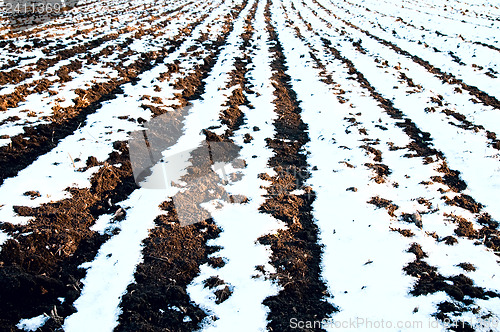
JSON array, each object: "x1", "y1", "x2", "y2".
[
  {"x1": 404, "y1": 243, "x2": 500, "y2": 328},
  {"x1": 305, "y1": 0, "x2": 500, "y2": 151},
  {"x1": 0, "y1": 3, "x2": 242, "y2": 330},
  {"x1": 115, "y1": 1, "x2": 254, "y2": 330},
  {"x1": 257, "y1": 2, "x2": 335, "y2": 331},
  {"x1": 310, "y1": 0, "x2": 500, "y2": 110},
  {"x1": 0, "y1": 15, "x2": 212, "y2": 187},
  {"x1": 0, "y1": 0, "x2": 197, "y2": 75},
  {"x1": 291, "y1": 9, "x2": 500, "y2": 257},
  {"x1": 316, "y1": 39, "x2": 500, "y2": 253},
  {"x1": 473, "y1": 41, "x2": 500, "y2": 53},
  {"x1": 286, "y1": 6, "x2": 500, "y2": 257},
  {"x1": 0, "y1": 141, "x2": 139, "y2": 331}
]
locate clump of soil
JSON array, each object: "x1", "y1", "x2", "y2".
[
  {"x1": 203, "y1": 276, "x2": 225, "y2": 289},
  {"x1": 404, "y1": 243, "x2": 499, "y2": 324},
  {"x1": 431, "y1": 162, "x2": 467, "y2": 193},
  {"x1": 407, "y1": 243, "x2": 427, "y2": 259},
  {"x1": 243, "y1": 133, "x2": 253, "y2": 143},
  {"x1": 476, "y1": 212, "x2": 498, "y2": 229},
  {"x1": 390, "y1": 227, "x2": 415, "y2": 237},
  {"x1": 0, "y1": 69, "x2": 33, "y2": 85},
  {"x1": 457, "y1": 263, "x2": 476, "y2": 272},
  {"x1": 364, "y1": 163, "x2": 391, "y2": 183},
  {"x1": 23, "y1": 190, "x2": 41, "y2": 199},
  {"x1": 441, "y1": 236, "x2": 458, "y2": 245},
  {"x1": 367, "y1": 196, "x2": 399, "y2": 217},
  {"x1": 445, "y1": 194, "x2": 483, "y2": 214},
  {"x1": 214, "y1": 286, "x2": 232, "y2": 304},
  {"x1": 56, "y1": 60, "x2": 83, "y2": 83},
  {"x1": 361, "y1": 144, "x2": 382, "y2": 162},
  {"x1": 207, "y1": 257, "x2": 226, "y2": 268},
  {"x1": 445, "y1": 214, "x2": 478, "y2": 239}
]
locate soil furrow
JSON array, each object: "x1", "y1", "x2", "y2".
[
  {"x1": 474, "y1": 41, "x2": 500, "y2": 53},
  {"x1": 58, "y1": 3, "x2": 243, "y2": 328},
  {"x1": 0, "y1": 141, "x2": 138, "y2": 331},
  {"x1": 256, "y1": 1, "x2": 335, "y2": 331},
  {"x1": 114, "y1": 1, "x2": 254, "y2": 330},
  {"x1": 0, "y1": 14, "x2": 212, "y2": 186},
  {"x1": 283, "y1": 1, "x2": 500, "y2": 323},
  {"x1": 312, "y1": 0, "x2": 500, "y2": 110},
  {"x1": 286, "y1": 0, "x2": 500, "y2": 260}
]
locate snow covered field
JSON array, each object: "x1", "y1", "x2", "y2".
[{"x1": 0, "y1": 0, "x2": 499, "y2": 330}]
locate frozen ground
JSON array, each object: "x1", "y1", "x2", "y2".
[{"x1": 0, "y1": 0, "x2": 499, "y2": 331}]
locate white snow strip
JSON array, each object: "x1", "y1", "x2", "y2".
[
  {"x1": 63, "y1": 0, "x2": 258, "y2": 330},
  {"x1": 273, "y1": 0, "x2": 500, "y2": 329},
  {"x1": 299, "y1": 0, "x2": 500, "y2": 222},
  {"x1": 16, "y1": 314, "x2": 49, "y2": 332},
  {"x1": 187, "y1": 0, "x2": 284, "y2": 329},
  {"x1": 315, "y1": 0, "x2": 500, "y2": 100},
  {"x1": 62, "y1": 190, "x2": 166, "y2": 332}
]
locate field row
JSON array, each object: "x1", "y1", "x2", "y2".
[{"x1": 0, "y1": 0, "x2": 499, "y2": 331}]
